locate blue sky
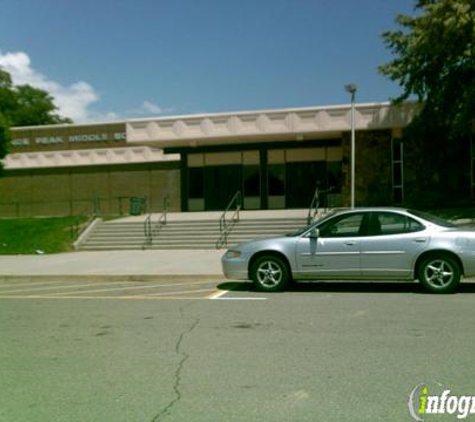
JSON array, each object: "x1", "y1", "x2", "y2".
[{"x1": 0, "y1": 0, "x2": 415, "y2": 123}]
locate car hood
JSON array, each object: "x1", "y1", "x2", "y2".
[{"x1": 227, "y1": 235, "x2": 297, "y2": 253}]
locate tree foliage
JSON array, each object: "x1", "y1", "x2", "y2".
[
  {"x1": 0, "y1": 66, "x2": 71, "y2": 172},
  {"x1": 379, "y1": 0, "x2": 475, "y2": 139}
]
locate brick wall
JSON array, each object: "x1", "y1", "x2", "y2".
[
  {"x1": 0, "y1": 162, "x2": 181, "y2": 217},
  {"x1": 341, "y1": 129, "x2": 472, "y2": 208}
]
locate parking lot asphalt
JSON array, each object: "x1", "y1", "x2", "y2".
[
  {"x1": 2, "y1": 250, "x2": 475, "y2": 421},
  {"x1": 1, "y1": 280, "x2": 475, "y2": 421}
]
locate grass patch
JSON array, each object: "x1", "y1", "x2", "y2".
[{"x1": 0, "y1": 216, "x2": 89, "y2": 255}]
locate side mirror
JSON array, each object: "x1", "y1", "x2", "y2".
[{"x1": 309, "y1": 227, "x2": 319, "y2": 239}]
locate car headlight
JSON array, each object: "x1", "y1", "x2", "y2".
[{"x1": 225, "y1": 250, "x2": 242, "y2": 259}]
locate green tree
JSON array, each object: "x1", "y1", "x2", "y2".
[
  {"x1": 0, "y1": 66, "x2": 71, "y2": 172},
  {"x1": 379, "y1": 0, "x2": 475, "y2": 139},
  {"x1": 11, "y1": 85, "x2": 71, "y2": 126}
]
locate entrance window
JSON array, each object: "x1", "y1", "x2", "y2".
[
  {"x1": 268, "y1": 164, "x2": 285, "y2": 195},
  {"x1": 327, "y1": 162, "x2": 342, "y2": 193},
  {"x1": 244, "y1": 166, "x2": 260, "y2": 196},
  {"x1": 285, "y1": 161, "x2": 327, "y2": 209},
  {"x1": 243, "y1": 165, "x2": 260, "y2": 209},
  {"x1": 188, "y1": 167, "x2": 204, "y2": 198},
  {"x1": 268, "y1": 164, "x2": 285, "y2": 209},
  {"x1": 204, "y1": 165, "x2": 242, "y2": 211},
  {"x1": 187, "y1": 167, "x2": 204, "y2": 211}
]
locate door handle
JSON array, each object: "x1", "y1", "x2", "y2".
[
  {"x1": 344, "y1": 241, "x2": 357, "y2": 246},
  {"x1": 413, "y1": 238, "x2": 427, "y2": 243}
]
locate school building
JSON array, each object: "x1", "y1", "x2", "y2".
[{"x1": 0, "y1": 101, "x2": 472, "y2": 217}]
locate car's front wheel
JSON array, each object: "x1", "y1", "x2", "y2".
[
  {"x1": 251, "y1": 255, "x2": 289, "y2": 292},
  {"x1": 418, "y1": 255, "x2": 461, "y2": 293}
]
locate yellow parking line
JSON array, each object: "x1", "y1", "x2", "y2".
[
  {"x1": 145, "y1": 288, "x2": 218, "y2": 297},
  {"x1": 0, "y1": 295, "x2": 211, "y2": 301},
  {"x1": 47, "y1": 280, "x2": 216, "y2": 297},
  {"x1": 0, "y1": 280, "x2": 71, "y2": 290},
  {"x1": 0, "y1": 281, "x2": 135, "y2": 295}
]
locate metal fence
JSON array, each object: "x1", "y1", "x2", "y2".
[{"x1": 0, "y1": 196, "x2": 155, "y2": 218}]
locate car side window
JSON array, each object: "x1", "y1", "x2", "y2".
[
  {"x1": 319, "y1": 213, "x2": 365, "y2": 238},
  {"x1": 369, "y1": 212, "x2": 425, "y2": 236}
]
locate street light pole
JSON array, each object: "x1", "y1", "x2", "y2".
[{"x1": 345, "y1": 84, "x2": 357, "y2": 209}]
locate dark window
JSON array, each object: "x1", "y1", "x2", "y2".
[
  {"x1": 319, "y1": 213, "x2": 365, "y2": 238},
  {"x1": 243, "y1": 166, "x2": 260, "y2": 197},
  {"x1": 285, "y1": 161, "x2": 327, "y2": 208},
  {"x1": 204, "y1": 165, "x2": 242, "y2": 210},
  {"x1": 391, "y1": 138, "x2": 404, "y2": 204},
  {"x1": 327, "y1": 161, "x2": 342, "y2": 193},
  {"x1": 393, "y1": 165, "x2": 402, "y2": 186},
  {"x1": 188, "y1": 167, "x2": 204, "y2": 198},
  {"x1": 392, "y1": 138, "x2": 402, "y2": 161},
  {"x1": 268, "y1": 164, "x2": 285, "y2": 196},
  {"x1": 393, "y1": 187, "x2": 403, "y2": 204}
]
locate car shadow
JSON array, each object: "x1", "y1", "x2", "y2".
[{"x1": 216, "y1": 281, "x2": 475, "y2": 294}]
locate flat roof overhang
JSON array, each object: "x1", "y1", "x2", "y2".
[
  {"x1": 2, "y1": 147, "x2": 179, "y2": 170},
  {"x1": 126, "y1": 102, "x2": 418, "y2": 149}
]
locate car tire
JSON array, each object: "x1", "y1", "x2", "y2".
[
  {"x1": 251, "y1": 255, "x2": 289, "y2": 292},
  {"x1": 418, "y1": 255, "x2": 461, "y2": 294}
]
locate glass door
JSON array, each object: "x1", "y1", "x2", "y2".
[
  {"x1": 204, "y1": 165, "x2": 242, "y2": 210},
  {"x1": 285, "y1": 162, "x2": 327, "y2": 208}
]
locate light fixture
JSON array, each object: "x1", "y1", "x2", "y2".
[{"x1": 344, "y1": 83, "x2": 357, "y2": 208}]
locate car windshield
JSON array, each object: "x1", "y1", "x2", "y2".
[
  {"x1": 286, "y1": 210, "x2": 339, "y2": 237},
  {"x1": 286, "y1": 224, "x2": 314, "y2": 237},
  {"x1": 408, "y1": 209, "x2": 457, "y2": 228}
]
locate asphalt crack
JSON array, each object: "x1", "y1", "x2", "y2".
[{"x1": 151, "y1": 307, "x2": 200, "y2": 421}]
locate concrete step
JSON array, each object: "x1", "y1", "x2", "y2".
[{"x1": 77, "y1": 213, "x2": 313, "y2": 250}]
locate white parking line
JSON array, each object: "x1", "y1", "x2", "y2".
[
  {"x1": 213, "y1": 297, "x2": 267, "y2": 300},
  {"x1": 43, "y1": 280, "x2": 215, "y2": 297},
  {"x1": 208, "y1": 290, "x2": 228, "y2": 300},
  {"x1": 208, "y1": 290, "x2": 267, "y2": 300}
]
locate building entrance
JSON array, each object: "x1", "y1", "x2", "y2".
[{"x1": 184, "y1": 145, "x2": 342, "y2": 212}]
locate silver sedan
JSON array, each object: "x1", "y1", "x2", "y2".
[{"x1": 221, "y1": 208, "x2": 475, "y2": 293}]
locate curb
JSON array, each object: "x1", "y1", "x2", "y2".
[
  {"x1": 73, "y1": 217, "x2": 102, "y2": 250},
  {"x1": 0, "y1": 274, "x2": 225, "y2": 283}
]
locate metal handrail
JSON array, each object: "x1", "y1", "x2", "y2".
[
  {"x1": 307, "y1": 187, "x2": 320, "y2": 225},
  {"x1": 155, "y1": 195, "x2": 169, "y2": 233},
  {"x1": 216, "y1": 191, "x2": 242, "y2": 248},
  {"x1": 144, "y1": 215, "x2": 152, "y2": 246},
  {"x1": 307, "y1": 187, "x2": 335, "y2": 225},
  {"x1": 143, "y1": 195, "x2": 169, "y2": 247}
]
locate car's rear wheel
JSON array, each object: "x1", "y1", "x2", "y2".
[
  {"x1": 418, "y1": 255, "x2": 460, "y2": 293},
  {"x1": 251, "y1": 255, "x2": 289, "y2": 292}
]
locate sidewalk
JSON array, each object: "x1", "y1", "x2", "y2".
[{"x1": 0, "y1": 250, "x2": 225, "y2": 282}]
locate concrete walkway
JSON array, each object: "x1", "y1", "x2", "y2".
[
  {"x1": 0, "y1": 209, "x2": 310, "y2": 282},
  {"x1": 0, "y1": 250, "x2": 225, "y2": 282}
]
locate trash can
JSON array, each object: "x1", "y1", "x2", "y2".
[{"x1": 130, "y1": 197, "x2": 146, "y2": 215}]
